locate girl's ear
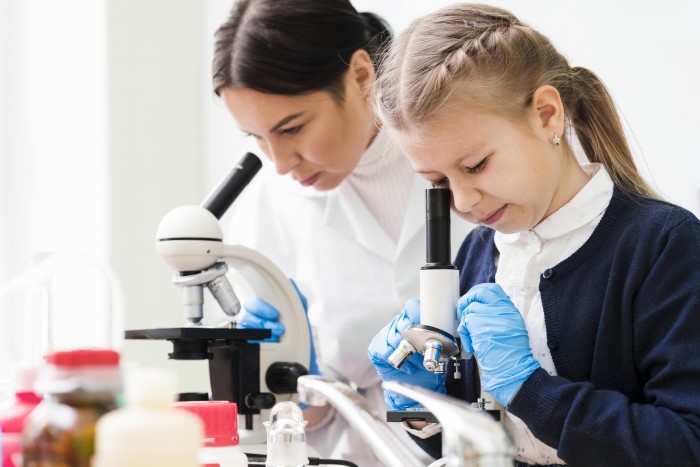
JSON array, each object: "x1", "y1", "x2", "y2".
[
  {"x1": 530, "y1": 85, "x2": 565, "y2": 143},
  {"x1": 348, "y1": 49, "x2": 376, "y2": 95}
]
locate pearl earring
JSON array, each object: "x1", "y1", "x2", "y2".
[{"x1": 552, "y1": 133, "x2": 560, "y2": 146}]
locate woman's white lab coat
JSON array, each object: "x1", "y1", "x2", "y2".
[{"x1": 226, "y1": 137, "x2": 473, "y2": 465}]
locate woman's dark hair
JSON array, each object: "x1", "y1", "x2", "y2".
[{"x1": 212, "y1": 0, "x2": 391, "y2": 100}]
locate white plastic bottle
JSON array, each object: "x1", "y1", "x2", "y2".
[
  {"x1": 92, "y1": 368, "x2": 203, "y2": 467},
  {"x1": 172, "y1": 400, "x2": 248, "y2": 467}
]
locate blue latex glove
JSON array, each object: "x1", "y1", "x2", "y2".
[
  {"x1": 457, "y1": 283, "x2": 541, "y2": 408},
  {"x1": 368, "y1": 299, "x2": 446, "y2": 410},
  {"x1": 239, "y1": 279, "x2": 319, "y2": 375}
]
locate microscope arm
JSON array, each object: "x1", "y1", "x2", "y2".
[{"x1": 221, "y1": 244, "x2": 311, "y2": 378}]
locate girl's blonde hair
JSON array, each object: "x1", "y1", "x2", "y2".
[{"x1": 375, "y1": 3, "x2": 657, "y2": 198}]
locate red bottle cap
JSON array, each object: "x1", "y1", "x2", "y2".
[
  {"x1": 172, "y1": 401, "x2": 240, "y2": 447},
  {"x1": 45, "y1": 349, "x2": 120, "y2": 367}
]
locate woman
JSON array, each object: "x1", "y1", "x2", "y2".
[{"x1": 211, "y1": 0, "x2": 474, "y2": 465}]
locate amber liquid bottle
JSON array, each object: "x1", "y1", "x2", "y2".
[{"x1": 22, "y1": 349, "x2": 120, "y2": 467}]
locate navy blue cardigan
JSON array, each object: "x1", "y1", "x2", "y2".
[{"x1": 414, "y1": 188, "x2": 700, "y2": 466}]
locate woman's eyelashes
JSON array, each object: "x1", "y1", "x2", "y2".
[
  {"x1": 242, "y1": 123, "x2": 304, "y2": 139},
  {"x1": 279, "y1": 124, "x2": 304, "y2": 136}
]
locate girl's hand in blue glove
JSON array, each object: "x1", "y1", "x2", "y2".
[
  {"x1": 239, "y1": 279, "x2": 319, "y2": 375},
  {"x1": 368, "y1": 299, "x2": 446, "y2": 410},
  {"x1": 458, "y1": 283, "x2": 541, "y2": 408}
]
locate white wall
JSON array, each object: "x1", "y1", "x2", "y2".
[
  {"x1": 0, "y1": 0, "x2": 109, "y2": 285},
  {"x1": 106, "y1": 0, "x2": 211, "y2": 390},
  {"x1": 0, "y1": 0, "x2": 111, "y2": 385}
]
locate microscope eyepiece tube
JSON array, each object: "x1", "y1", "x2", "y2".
[
  {"x1": 424, "y1": 188, "x2": 452, "y2": 267},
  {"x1": 201, "y1": 152, "x2": 263, "y2": 219}
]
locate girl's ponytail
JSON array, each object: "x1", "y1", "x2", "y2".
[{"x1": 567, "y1": 67, "x2": 658, "y2": 198}]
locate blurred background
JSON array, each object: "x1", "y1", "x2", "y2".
[{"x1": 1, "y1": 0, "x2": 698, "y2": 393}]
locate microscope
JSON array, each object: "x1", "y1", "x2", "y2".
[
  {"x1": 388, "y1": 187, "x2": 461, "y2": 373},
  {"x1": 125, "y1": 152, "x2": 311, "y2": 444},
  {"x1": 386, "y1": 186, "x2": 501, "y2": 423}
]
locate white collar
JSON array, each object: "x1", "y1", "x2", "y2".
[
  {"x1": 350, "y1": 129, "x2": 400, "y2": 179},
  {"x1": 533, "y1": 163, "x2": 613, "y2": 240}
]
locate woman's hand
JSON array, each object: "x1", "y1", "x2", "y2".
[{"x1": 238, "y1": 279, "x2": 319, "y2": 375}]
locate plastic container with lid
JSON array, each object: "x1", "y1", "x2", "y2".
[
  {"x1": 0, "y1": 365, "x2": 42, "y2": 467},
  {"x1": 172, "y1": 400, "x2": 248, "y2": 467},
  {"x1": 22, "y1": 349, "x2": 121, "y2": 467},
  {"x1": 92, "y1": 367, "x2": 203, "y2": 467}
]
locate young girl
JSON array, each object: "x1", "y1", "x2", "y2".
[
  {"x1": 369, "y1": 3, "x2": 700, "y2": 466},
  {"x1": 211, "y1": 1, "x2": 473, "y2": 465}
]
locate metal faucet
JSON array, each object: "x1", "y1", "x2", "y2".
[
  {"x1": 297, "y1": 375, "x2": 513, "y2": 467},
  {"x1": 297, "y1": 375, "x2": 424, "y2": 467},
  {"x1": 383, "y1": 381, "x2": 513, "y2": 467}
]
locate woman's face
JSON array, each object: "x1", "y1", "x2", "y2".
[
  {"x1": 220, "y1": 57, "x2": 376, "y2": 191},
  {"x1": 401, "y1": 107, "x2": 585, "y2": 233}
]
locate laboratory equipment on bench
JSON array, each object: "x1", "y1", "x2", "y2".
[
  {"x1": 0, "y1": 366, "x2": 41, "y2": 467},
  {"x1": 383, "y1": 381, "x2": 514, "y2": 466},
  {"x1": 22, "y1": 349, "x2": 122, "y2": 467},
  {"x1": 263, "y1": 401, "x2": 309, "y2": 467},
  {"x1": 93, "y1": 367, "x2": 203, "y2": 467},
  {"x1": 298, "y1": 375, "x2": 423, "y2": 467},
  {"x1": 172, "y1": 400, "x2": 248, "y2": 467},
  {"x1": 0, "y1": 250, "x2": 124, "y2": 401},
  {"x1": 124, "y1": 152, "x2": 311, "y2": 447},
  {"x1": 388, "y1": 187, "x2": 461, "y2": 373},
  {"x1": 297, "y1": 375, "x2": 513, "y2": 467}
]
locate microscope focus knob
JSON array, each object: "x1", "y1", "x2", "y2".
[
  {"x1": 266, "y1": 362, "x2": 309, "y2": 394},
  {"x1": 245, "y1": 392, "x2": 276, "y2": 410}
]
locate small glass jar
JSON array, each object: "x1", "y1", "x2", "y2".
[{"x1": 22, "y1": 349, "x2": 121, "y2": 467}]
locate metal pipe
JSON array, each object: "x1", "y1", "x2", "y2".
[
  {"x1": 383, "y1": 381, "x2": 513, "y2": 467},
  {"x1": 297, "y1": 375, "x2": 424, "y2": 467}
]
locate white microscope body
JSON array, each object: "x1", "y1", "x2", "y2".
[{"x1": 131, "y1": 153, "x2": 311, "y2": 447}]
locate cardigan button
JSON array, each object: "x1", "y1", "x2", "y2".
[
  {"x1": 542, "y1": 269, "x2": 553, "y2": 279},
  {"x1": 547, "y1": 338, "x2": 559, "y2": 350}
]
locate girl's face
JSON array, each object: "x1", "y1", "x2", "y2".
[
  {"x1": 220, "y1": 52, "x2": 377, "y2": 191},
  {"x1": 402, "y1": 105, "x2": 586, "y2": 234}
]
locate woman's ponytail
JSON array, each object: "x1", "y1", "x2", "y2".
[{"x1": 359, "y1": 12, "x2": 392, "y2": 70}]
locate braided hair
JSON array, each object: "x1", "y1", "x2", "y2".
[{"x1": 375, "y1": 3, "x2": 657, "y2": 198}]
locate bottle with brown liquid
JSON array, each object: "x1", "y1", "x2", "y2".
[{"x1": 22, "y1": 349, "x2": 121, "y2": 467}]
